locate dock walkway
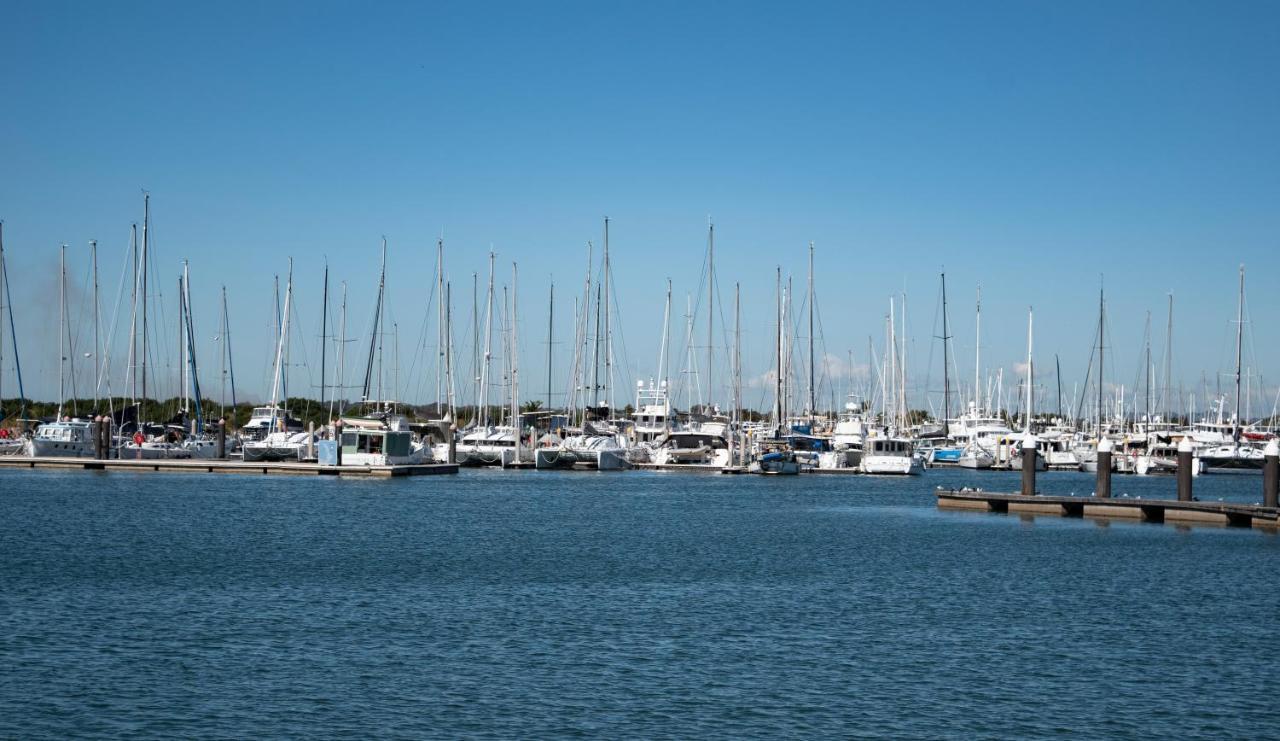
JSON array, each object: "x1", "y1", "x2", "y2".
[
  {"x1": 936, "y1": 487, "x2": 1278, "y2": 528},
  {"x1": 0, "y1": 456, "x2": 458, "y2": 478}
]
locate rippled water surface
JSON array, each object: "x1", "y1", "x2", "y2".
[{"x1": 2, "y1": 467, "x2": 1278, "y2": 738}]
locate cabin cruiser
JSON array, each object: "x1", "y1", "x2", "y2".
[
  {"x1": 859, "y1": 434, "x2": 922, "y2": 475},
  {"x1": 455, "y1": 425, "x2": 527, "y2": 467},
  {"x1": 647, "y1": 429, "x2": 731, "y2": 468},
  {"x1": 30, "y1": 418, "x2": 96, "y2": 458},
  {"x1": 1135, "y1": 442, "x2": 1203, "y2": 476},
  {"x1": 336, "y1": 415, "x2": 425, "y2": 466},
  {"x1": 239, "y1": 405, "x2": 303, "y2": 442},
  {"x1": 828, "y1": 400, "x2": 868, "y2": 468},
  {"x1": 242, "y1": 430, "x2": 313, "y2": 462},
  {"x1": 630, "y1": 381, "x2": 672, "y2": 445},
  {"x1": 1197, "y1": 443, "x2": 1266, "y2": 473}
]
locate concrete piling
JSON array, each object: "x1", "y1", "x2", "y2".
[
  {"x1": 216, "y1": 418, "x2": 226, "y2": 460},
  {"x1": 1020, "y1": 436, "x2": 1036, "y2": 496},
  {"x1": 1264, "y1": 438, "x2": 1278, "y2": 509},
  {"x1": 91, "y1": 417, "x2": 103, "y2": 459},
  {"x1": 448, "y1": 424, "x2": 457, "y2": 465},
  {"x1": 334, "y1": 419, "x2": 344, "y2": 466},
  {"x1": 1096, "y1": 437, "x2": 1112, "y2": 498},
  {"x1": 307, "y1": 422, "x2": 316, "y2": 461},
  {"x1": 1177, "y1": 437, "x2": 1194, "y2": 502}
]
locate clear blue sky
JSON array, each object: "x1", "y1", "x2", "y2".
[{"x1": 2, "y1": 1, "x2": 1278, "y2": 418}]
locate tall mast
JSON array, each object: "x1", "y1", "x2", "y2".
[
  {"x1": 376, "y1": 241, "x2": 387, "y2": 407},
  {"x1": 472, "y1": 272, "x2": 479, "y2": 423},
  {"x1": 1055, "y1": 354, "x2": 1063, "y2": 420},
  {"x1": 774, "y1": 267, "x2": 783, "y2": 433},
  {"x1": 511, "y1": 262, "x2": 520, "y2": 460},
  {"x1": 266, "y1": 260, "x2": 293, "y2": 431},
  {"x1": 546, "y1": 280, "x2": 554, "y2": 410},
  {"x1": 660, "y1": 278, "x2": 672, "y2": 410},
  {"x1": 1163, "y1": 293, "x2": 1174, "y2": 421},
  {"x1": 941, "y1": 272, "x2": 950, "y2": 437},
  {"x1": 140, "y1": 193, "x2": 149, "y2": 409},
  {"x1": 91, "y1": 240, "x2": 100, "y2": 408},
  {"x1": 808, "y1": 242, "x2": 815, "y2": 419},
  {"x1": 127, "y1": 224, "x2": 138, "y2": 408},
  {"x1": 1025, "y1": 307, "x2": 1034, "y2": 433},
  {"x1": 179, "y1": 271, "x2": 186, "y2": 416},
  {"x1": 445, "y1": 281, "x2": 456, "y2": 419},
  {"x1": 733, "y1": 281, "x2": 741, "y2": 446},
  {"x1": 436, "y1": 237, "x2": 444, "y2": 414},
  {"x1": 182, "y1": 260, "x2": 203, "y2": 432},
  {"x1": 1097, "y1": 280, "x2": 1105, "y2": 435},
  {"x1": 974, "y1": 285, "x2": 981, "y2": 412},
  {"x1": 591, "y1": 283, "x2": 602, "y2": 412},
  {"x1": 58, "y1": 244, "x2": 67, "y2": 420},
  {"x1": 706, "y1": 219, "x2": 714, "y2": 411},
  {"x1": 331, "y1": 282, "x2": 347, "y2": 422},
  {"x1": 361, "y1": 239, "x2": 387, "y2": 408},
  {"x1": 1234, "y1": 265, "x2": 1245, "y2": 444},
  {"x1": 0, "y1": 222, "x2": 22, "y2": 421},
  {"x1": 603, "y1": 217, "x2": 611, "y2": 412},
  {"x1": 1144, "y1": 311, "x2": 1152, "y2": 430},
  {"x1": 320, "y1": 262, "x2": 329, "y2": 415},
  {"x1": 224, "y1": 285, "x2": 238, "y2": 414},
  {"x1": 888, "y1": 297, "x2": 896, "y2": 429},
  {"x1": 479, "y1": 251, "x2": 495, "y2": 428}
]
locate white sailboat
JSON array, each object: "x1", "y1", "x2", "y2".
[
  {"x1": 243, "y1": 260, "x2": 311, "y2": 463},
  {"x1": 32, "y1": 244, "x2": 96, "y2": 458}
]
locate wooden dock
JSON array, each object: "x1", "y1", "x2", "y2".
[
  {"x1": 0, "y1": 456, "x2": 459, "y2": 478},
  {"x1": 936, "y1": 487, "x2": 1279, "y2": 528}
]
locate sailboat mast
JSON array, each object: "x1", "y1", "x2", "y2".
[
  {"x1": 320, "y1": 262, "x2": 328, "y2": 415},
  {"x1": 223, "y1": 285, "x2": 237, "y2": 415},
  {"x1": 1097, "y1": 281, "x2": 1105, "y2": 435},
  {"x1": 706, "y1": 220, "x2": 714, "y2": 413},
  {"x1": 91, "y1": 240, "x2": 100, "y2": 408},
  {"x1": 436, "y1": 238, "x2": 444, "y2": 413},
  {"x1": 660, "y1": 279, "x2": 671, "y2": 404},
  {"x1": 479, "y1": 251, "x2": 495, "y2": 428},
  {"x1": 603, "y1": 218, "x2": 611, "y2": 412},
  {"x1": 1164, "y1": 293, "x2": 1174, "y2": 421},
  {"x1": 974, "y1": 285, "x2": 981, "y2": 412},
  {"x1": 941, "y1": 272, "x2": 950, "y2": 437},
  {"x1": 1025, "y1": 307, "x2": 1034, "y2": 432},
  {"x1": 266, "y1": 261, "x2": 293, "y2": 431},
  {"x1": 808, "y1": 242, "x2": 815, "y2": 419},
  {"x1": 58, "y1": 244, "x2": 67, "y2": 420},
  {"x1": 1055, "y1": 354, "x2": 1063, "y2": 420},
  {"x1": 0, "y1": 224, "x2": 23, "y2": 420},
  {"x1": 140, "y1": 194, "x2": 149, "y2": 409},
  {"x1": 179, "y1": 272, "x2": 186, "y2": 416},
  {"x1": 546, "y1": 280, "x2": 554, "y2": 411},
  {"x1": 445, "y1": 280, "x2": 455, "y2": 419},
  {"x1": 361, "y1": 240, "x2": 387, "y2": 408},
  {"x1": 774, "y1": 267, "x2": 783, "y2": 433},
  {"x1": 376, "y1": 241, "x2": 387, "y2": 408},
  {"x1": 1234, "y1": 265, "x2": 1245, "y2": 444},
  {"x1": 1144, "y1": 311, "x2": 1152, "y2": 430},
  {"x1": 511, "y1": 262, "x2": 520, "y2": 460},
  {"x1": 330, "y1": 282, "x2": 347, "y2": 423}
]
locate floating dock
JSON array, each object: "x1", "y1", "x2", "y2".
[
  {"x1": 0, "y1": 456, "x2": 458, "y2": 478},
  {"x1": 936, "y1": 487, "x2": 1278, "y2": 529}
]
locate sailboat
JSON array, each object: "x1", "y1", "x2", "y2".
[
  {"x1": 242, "y1": 260, "x2": 313, "y2": 462},
  {"x1": 751, "y1": 267, "x2": 800, "y2": 475},
  {"x1": 1198, "y1": 266, "x2": 1265, "y2": 473},
  {"x1": 31, "y1": 244, "x2": 96, "y2": 458},
  {"x1": 860, "y1": 296, "x2": 922, "y2": 475},
  {"x1": 0, "y1": 222, "x2": 28, "y2": 455}
]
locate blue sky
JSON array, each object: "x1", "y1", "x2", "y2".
[{"x1": 2, "y1": 1, "x2": 1278, "y2": 417}]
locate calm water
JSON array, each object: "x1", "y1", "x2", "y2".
[{"x1": 2, "y1": 467, "x2": 1278, "y2": 738}]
